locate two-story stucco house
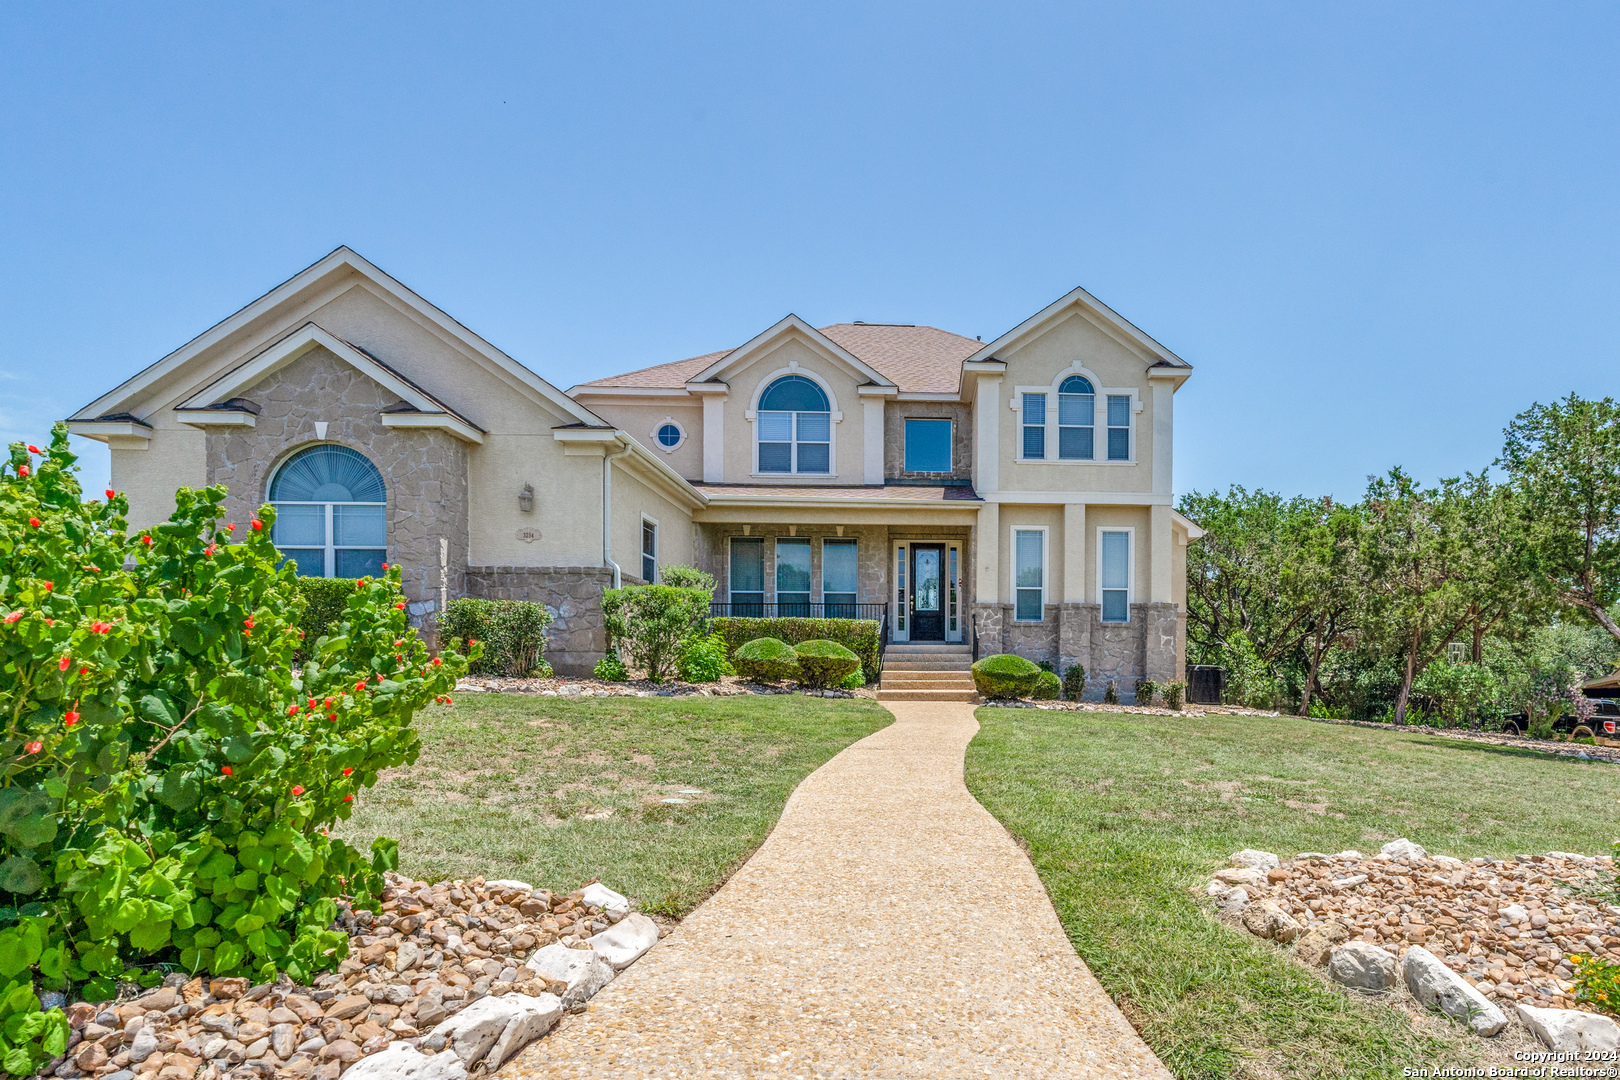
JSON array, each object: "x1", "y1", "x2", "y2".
[{"x1": 68, "y1": 247, "x2": 1202, "y2": 690}]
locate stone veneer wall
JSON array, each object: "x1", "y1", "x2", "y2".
[
  {"x1": 206, "y1": 346, "x2": 471, "y2": 611},
  {"x1": 463, "y1": 566, "x2": 613, "y2": 676},
  {"x1": 972, "y1": 599, "x2": 1179, "y2": 702},
  {"x1": 884, "y1": 402, "x2": 973, "y2": 481}
]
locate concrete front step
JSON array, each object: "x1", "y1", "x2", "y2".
[
  {"x1": 882, "y1": 679, "x2": 977, "y2": 692},
  {"x1": 882, "y1": 661, "x2": 976, "y2": 673},
  {"x1": 874, "y1": 688, "x2": 982, "y2": 702},
  {"x1": 882, "y1": 671, "x2": 976, "y2": 685},
  {"x1": 886, "y1": 644, "x2": 973, "y2": 654}
]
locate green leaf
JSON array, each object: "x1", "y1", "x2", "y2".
[
  {"x1": 370, "y1": 836, "x2": 399, "y2": 874},
  {"x1": 109, "y1": 898, "x2": 147, "y2": 933},
  {"x1": 155, "y1": 770, "x2": 201, "y2": 812},
  {"x1": 0, "y1": 790, "x2": 55, "y2": 848},
  {"x1": 221, "y1": 734, "x2": 255, "y2": 764},
  {"x1": 170, "y1": 622, "x2": 203, "y2": 654},
  {"x1": 0, "y1": 924, "x2": 43, "y2": 980},
  {"x1": 240, "y1": 847, "x2": 273, "y2": 875},
  {"x1": 138, "y1": 692, "x2": 179, "y2": 728},
  {"x1": 0, "y1": 858, "x2": 44, "y2": 896},
  {"x1": 127, "y1": 920, "x2": 171, "y2": 952}
]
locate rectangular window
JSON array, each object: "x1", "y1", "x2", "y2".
[
  {"x1": 895, "y1": 545, "x2": 906, "y2": 632},
  {"x1": 822, "y1": 539, "x2": 858, "y2": 618},
  {"x1": 730, "y1": 537, "x2": 764, "y2": 614},
  {"x1": 1107, "y1": 395, "x2": 1131, "y2": 461},
  {"x1": 758, "y1": 412, "x2": 793, "y2": 473},
  {"x1": 641, "y1": 519, "x2": 657, "y2": 583},
  {"x1": 1058, "y1": 390, "x2": 1095, "y2": 460},
  {"x1": 1022, "y1": 394, "x2": 1046, "y2": 459},
  {"x1": 904, "y1": 419, "x2": 952, "y2": 472},
  {"x1": 1101, "y1": 530, "x2": 1130, "y2": 622},
  {"x1": 796, "y1": 413, "x2": 830, "y2": 473},
  {"x1": 1014, "y1": 529, "x2": 1044, "y2": 622},
  {"x1": 776, "y1": 537, "x2": 811, "y2": 616}
]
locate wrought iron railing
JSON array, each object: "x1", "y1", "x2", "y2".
[{"x1": 709, "y1": 602, "x2": 889, "y2": 623}]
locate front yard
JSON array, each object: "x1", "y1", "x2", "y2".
[
  {"x1": 965, "y1": 705, "x2": 1620, "y2": 1080},
  {"x1": 335, "y1": 692, "x2": 891, "y2": 916}
]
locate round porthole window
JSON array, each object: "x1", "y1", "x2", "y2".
[{"x1": 656, "y1": 422, "x2": 683, "y2": 450}]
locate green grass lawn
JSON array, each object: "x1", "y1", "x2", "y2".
[
  {"x1": 336, "y1": 692, "x2": 890, "y2": 916},
  {"x1": 965, "y1": 706, "x2": 1620, "y2": 1080}
]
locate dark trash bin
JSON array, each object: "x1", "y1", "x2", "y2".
[{"x1": 1187, "y1": 665, "x2": 1225, "y2": 705}]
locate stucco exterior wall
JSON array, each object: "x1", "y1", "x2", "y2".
[
  {"x1": 202, "y1": 345, "x2": 471, "y2": 608},
  {"x1": 613, "y1": 461, "x2": 697, "y2": 584},
  {"x1": 1082, "y1": 504, "x2": 1153, "y2": 603},
  {"x1": 581, "y1": 401, "x2": 705, "y2": 482},
  {"x1": 110, "y1": 431, "x2": 208, "y2": 530},
  {"x1": 884, "y1": 401, "x2": 973, "y2": 481},
  {"x1": 721, "y1": 337, "x2": 867, "y2": 484},
  {"x1": 468, "y1": 436, "x2": 607, "y2": 568}
]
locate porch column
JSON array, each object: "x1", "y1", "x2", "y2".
[
  {"x1": 976, "y1": 502, "x2": 999, "y2": 604},
  {"x1": 1063, "y1": 503, "x2": 1086, "y2": 603},
  {"x1": 1149, "y1": 503, "x2": 1173, "y2": 604},
  {"x1": 858, "y1": 388, "x2": 893, "y2": 485}
]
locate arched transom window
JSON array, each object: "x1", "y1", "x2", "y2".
[
  {"x1": 1057, "y1": 375, "x2": 1095, "y2": 460},
  {"x1": 757, "y1": 375, "x2": 830, "y2": 474},
  {"x1": 269, "y1": 445, "x2": 387, "y2": 578}
]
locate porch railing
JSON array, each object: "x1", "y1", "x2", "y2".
[{"x1": 708, "y1": 602, "x2": 889, "y2": 623}]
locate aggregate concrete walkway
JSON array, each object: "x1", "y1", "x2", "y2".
[{"x1": 503, "y1": 700, "x2": 1171, "y2": 1079}]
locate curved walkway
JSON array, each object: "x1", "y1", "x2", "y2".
[{"x1": 503, "y1": 700, "x2": 1171, "y2": 1079}]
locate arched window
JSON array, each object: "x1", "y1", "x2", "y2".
[
  {"x1": 1057, "y1": 375, "x2": 1095, "y2": 460},
  {"x1": 757, "y1": 375, "x2": 830, "y2": 474},
  {"x1": 268, "y1": 445, "x2": 387, "y2": 578}
]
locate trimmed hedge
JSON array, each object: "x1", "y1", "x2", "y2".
[
  {"x1": 794, "y1": 639, "x2": 861, "y2": 689},
  {"x1": 733, "y1": 637, "x2": 799, "y2": 682},
  {"x1": 712, "y1": 617, "x2": 880, "y2": 684},
  {"x1": 1032, "y1": 670, "x2": 1061, "y2": 700},
  {"x1": 972, "y1": 653, "x2": 1042, "y2": 699}
]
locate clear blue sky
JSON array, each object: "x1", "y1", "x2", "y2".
[{"x1": 3, "y1": 3, "x2": 1617, "y2": 500}]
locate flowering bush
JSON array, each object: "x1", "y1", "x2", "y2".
[{"x1": 0, "y1": 425, "x2": 469, "y2": 1076}]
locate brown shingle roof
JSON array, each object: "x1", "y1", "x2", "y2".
[
  {"x1": 573, "y1": 324, "x2": 980, "y2": 395},
  {"x1": 692, "y1": 483, "x2": 980, "y2": 502}
]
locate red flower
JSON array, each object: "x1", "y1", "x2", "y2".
[
  {"x1": 382, "y1": 563, "x2": 389, "y2": 570},
  {"x1": 342, "y1": 767, "x2": 353, "y2": 776},
  {"x1": 24, "y1": 741, "x2": 41, "y2": 754},
  {"x1": 307, "y1": 698, "x2": 316, "y2": 708},
  {"x1": 291, "y1": 785, "x2": 305, "y2": 797},
  {"x1": 17, "y1": 466, "x2": 28, "y2": 477},
  {"x1": 42, "y1": 582, "x2": 52, "y2": 592},
  {"x1": 445, "y1": 695, "x2": 453, "y2": 706},
  {"x1": 322, "y1": 696, "x2": 334, "y2": 707},
  {"x1": 63, "y1": 710, "x2": 79, "y2": 726},
  {"x1": 28, "y1": 518, "x2": 39, "y2": 528},
  {"x1": 43, "y1": 618, "x2": 52, "y2": 625},
  {"x1": 327, "y1": 713, "x2": 336, "y2": 721},
  {"x1": 221, "y1": 765, "x2": 232, "y2": 776},
  {"x1": 355, "y1": 580, "x2": 364, "y2": 590},
  {"x1": 78, "y1": 667, "x2": 87, "y2": 676},
  {"x1": 105, "y1": 489, "x2": 115, "y2": 499},
  {"x1": 395, "y1": 602, "x2": 406, "y2": 610},
  {"x1": 3, "y1": 611, "x2": 21, "y2": 624},
  {"x1": 355, "y1": 681, "x2": 366, "y2": 693},
  {"x1": 344, "y1": 794, "x2": 354, "y2": 803},
  {"x1": 226, "y1": 523, "x2": 236, "y2": 533},
  {"x1": 58, "y1": 655, "x2": 70, "y2": 671},
  {"x1": 26, "y1": 445, "x2": 39, "y2": 454},
  {"x1": 204, "y1": 544, "x2": 216, "y2": 557},
  {"x1": 394, "y1": 640, "x2": 403, "y2": 647},
  {"x1": 90, "y1": 622, "x2": 111, "y2": 634},
  {"x1": 375, "y1": 673, "x2": 383, "y2": 682},
  {"x1": 243, "y1": 617, "x2": 255, "y2": 629},
  {"x1": 142, "y1": 535, "x2": 152, "y2": 546},
  {"x1": 251, "y1": 519, "x2": 262, "y2": 531},
  {"x1": 432, "y1": 656, "x2": 442, "y2": 666},
  {"x1": 287, "y1": 705, "x2": 299, "y2": 716}
]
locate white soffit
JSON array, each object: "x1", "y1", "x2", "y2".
[{"x1": 688, "y1": 314, "x2": 897, "y2": 388}]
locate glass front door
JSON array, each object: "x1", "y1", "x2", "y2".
[{"x1": 910, "y1": 544, "x2": 945, "y2": 641}]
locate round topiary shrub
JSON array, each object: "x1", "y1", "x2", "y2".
[
  {"x1": 733, "y1": 636, "x2": 800, "y2": 683},
  {"x1": 793, "y1": 639, "x2": 861, "y2": 689},
  {"x1": 971, "y1": 653, "x2": 1041, "y2": 699},
  {"x1": 1032, "y1": 670, "x2": 1061, "y2": 700}
]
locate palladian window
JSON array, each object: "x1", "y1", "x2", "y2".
[
  {"x1": 269, "y1": 445, "x2": 386, "y2": 578},
  {"x1": 757, "y1": 375, "x2": 830, "y2": 474}
]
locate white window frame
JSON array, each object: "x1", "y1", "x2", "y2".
[
  {"x1": 774, "y1": 535, "x2": 813, "y2": 612},
  {"x1": 1096, "y1": 526, "x2": 1135, "y2": 624},
  {"x1": 1009, "y1": 525, "x2": 1049, "y2": 623},
  {"x1": 1010, "y1": 362, "x2": 1139, "y2": 464},
  {"x1": 902, "y1": 417, "x2": 953, "y2": 474},
  {"x1": 728, "y1": 535, "x2": 766, "y2": 609},
  {"x1": 821, "y1": 537, "x2": 859, "y2": 611},
  {"x1": 268, "y1": 445, "x2": 387, "y2": 579},
  {"x1": 640, "y1": 515, "x2": 658, "y2": 583},
  {"x1": 649, "y1": 417, "x2": 687, "y2": 454},
  {"x1": 745, "y1": 364, "x2": 842, "y2": 478}
]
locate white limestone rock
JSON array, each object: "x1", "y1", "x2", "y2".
[
  {"x1": 1230, "y1": 849, "x2": 1281, "y2": 871},
  {"x1": 127, "y1": 1028, "x2": 160, "y2": 1063},
  {"x1": 344, "y1": 1043, "x2": 469, "y2": 1079},
  {"x1": 580, "y1": 882, "x2": 631, "y2": 915},
  {"x1": 1402, "y1": 945, "x2": 1507, "y2": 1035},
  {"x1": 1515, "y1": 1003, "x2": 1620, "y2": 1052},
  {"x1": 1333, "y1": 850, "x2": 1365, "y2": 861},
  {"x1": 485, "y1": 993, "x2": 563, "y2": 1067},
  {"x1": 1380, "y1": 839, "x2": 1428, "y2": 861},
  {"x1": 1241, "y1": 900, "x2": 1304, "y2": 943},
  {"x1": 1214, "y1": 867, "x2": 1267, "y2": 887},
  {"x1": 1500, "y1": 904, "x2": 1530, "y2": 923},
  {"x1": 1328, "y1": 941, "x2": 1399, "y2": 991},
  {"x1": 1205, "y1": 880, "x2": 1232, "y2": 897},
  {"x1": 526, "y1": 942, "x2": 615, "y2": 1006},
  {"x1": 422, "y1": 993, "x2": 562, "y2": 1068},
  {"x1": 1218, "y1": 886, "x2": 1251, "y2": 914},
  {"x1": 485, "y1": 879, "x2": 534, "y2": 893},
  {"x1": 588, "y1": 912, "x2": 660, "y2": 970}
]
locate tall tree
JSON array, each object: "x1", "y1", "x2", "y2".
[
  {"x1": 1500, "y1": 394, "x2": 1620, "y2": 645},
  {"x1": 1285, "y1": 498, "x2": 1366, "y2": 717}
]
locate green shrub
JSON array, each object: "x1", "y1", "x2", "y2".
[
  {"x1": 1103, "y1": 681, "x2": 1119, "y2": 705},
  {"x1": 1163, "y1": 680, "x2": 1186, "y2": 711},
  {"x1": 1032, "y1": 670, "x2": 1061, "y2": 700},
  {"x1": 594, "y1": 653, "x2": 628, "y2": 681},
  {"x1": 1135, "y1": 679, "x2": 1159, "y2": 707},
  {"x1": 658, "y1": 565, "x2": 716, "y2": 592},
  {"x1": 1062, "y1": 663, "x2": 1086, "y2": 700},
  {"x1": 840, "y1": 666, "x2": 865, "y2": 690},
  {"x1": 0, "y1": 426, "x2": 467, "y2": 1076},
  {"x1": 712, "y1": 617, "x2": 880, "y2": 682},
  {"x1": 602, "y1": 585, "x2": 711, "y2": 682},
  {"x1": 677, "y1": 632, "x2": 730, "y2": 682},
  {"x1": 793, "y1": 639, "x2": 861, "y2": 689},
  {"x1": 971, "y1": 653, "x2": 1041, "y2": 699},
  {"x1": 1037, "y1": 659, "x2": 1055, "y2": 673},
  {"x1": 733, "y1": 637, "x2": 799, "y2": 683},
  {"x1": 442, "y1": 598, "x2": 552, "y2": 676}
]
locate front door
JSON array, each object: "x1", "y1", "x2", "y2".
[{"x1": 910, "y1": 544, "x2": 945, "y2": 641}]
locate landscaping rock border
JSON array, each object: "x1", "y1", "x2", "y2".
[
  {"x1": 455, "y1": 674, "x2": 864, "y2": 701},
  {"x1": 38, "y1": 874, "x2": 669, "y2": 1079}
]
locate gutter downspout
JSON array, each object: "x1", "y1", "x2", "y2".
[{"x1": 602, "y1": 436, "x2": 634, "y2": 589}]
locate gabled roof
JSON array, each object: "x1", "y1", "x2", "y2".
[
  {"x1": 571, "y1": 322, "x2": 981, "y2": 395},
  {"x1": 687, "y1": 315, "x2": 895, "y2": 389},
  {"x1": 69, "y1": 246, "x2": 605, "y2": 429},
  {"x1": 965, "y1": 284, "x2": 1192, "y2": 370}
]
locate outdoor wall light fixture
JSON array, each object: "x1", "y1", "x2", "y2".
[{"x1": 518, "y1": 483, "x2": 534, "y2": 513}]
